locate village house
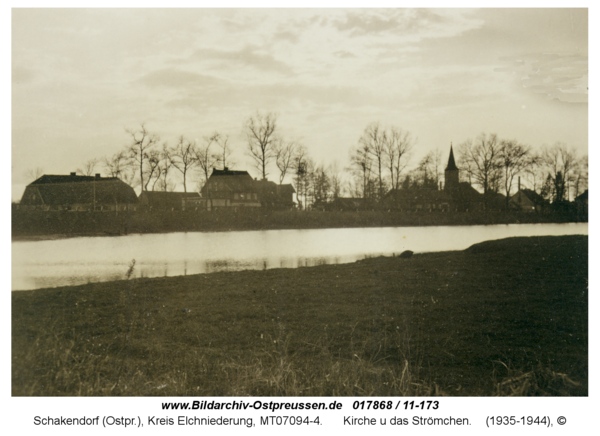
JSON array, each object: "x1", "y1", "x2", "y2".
[
  {"x1": 200, "y1": 168, "x2": 261, "y2": 210},
  {"x1": 138, "y1": 191, "x2": 201, "y2": 211},
  {"x1": 199, "y1": 167, "x2": 295, "y2": 211},
  {"x1": 509, "y1": 188, "x2": 547, "y2": 213},
  {"x1": 255, "y1": 179, "x2": 296, "y2": 209},
  {"x1": 19, "y1": 172, "x2": 138, "y2": 212}
]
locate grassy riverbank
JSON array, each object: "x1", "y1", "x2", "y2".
[
  {"x1": 12, "y1": 208, "x2": 586, "y2": 240},
  {"x1": 12, "y1": 235, "x2": 587, "y2": 396}
]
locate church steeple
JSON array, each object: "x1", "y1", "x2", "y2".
[
  {"x1": 445, "y1": 144, "x2": 458, "y2": 171},
  {"x1": 444, "y1": 143, "x2": 459, "y2": 190}
]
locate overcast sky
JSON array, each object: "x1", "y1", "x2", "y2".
[{"x1": 11, "y1": 8, "x2": 588, "y2": 200}]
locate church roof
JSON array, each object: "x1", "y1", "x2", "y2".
[{"x1": 445, "y1": 145, "x2": 458, "y2": 171}]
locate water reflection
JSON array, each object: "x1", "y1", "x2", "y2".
[{"x1": 11, "y1": 223, "x2": 587, "y2": 291}]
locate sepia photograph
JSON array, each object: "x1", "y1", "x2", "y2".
[{"x1": 11, "y1": 6, "x2": 588, "y2": 405}]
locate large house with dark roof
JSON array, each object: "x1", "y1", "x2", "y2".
[
  {"x1": 199, "y1": 167, "x2": 295, "y2": 211},
  {"x1": 19, "y1": 172, "x2": 138, "y2": 211}
]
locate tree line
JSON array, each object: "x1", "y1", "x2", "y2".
[
  {"x1": 26, "y1": 112, "x2": 588, "y2": 209},
  {"x1": 347, "y1": 126, "x2": 587, "y2": 208}
]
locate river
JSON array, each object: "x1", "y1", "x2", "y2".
[{"x1": 11, "y1": 223, "x2": 588, "y2": 291}]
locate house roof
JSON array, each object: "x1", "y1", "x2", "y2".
[
  {"x1": 202, "y1": 168, "x2": 256, "y2": 193},
  {"x1": 483, "y1": 191, "x2": 507, "y2": 209},
  {"x1": 21, "y1": 176, "x2": 138, "y2": 205},
  {"x1": 277, "y1": 184, "x2": 296, "y2": 195},
  {"x1": 448, "y1": 182, "x2": 482, "y2": 203},
  {"x1": 203, "y1": 176, "x2": 256, "y2": 193},
  {"x1": 575, "y1": 189, "x2": 588, "y2": 202},
  {"x1": 210, "y1": 168, "x2": 253, "y2": 177},
  {"x1": 516, "y1": 189, "x2": 546, "y2": 205},
  {"x1": 30, "y1": 174, "x2": 119, "y2": 185},
  {"x1": 255, "y1": 179, "x2": 296, "y2": 195}
]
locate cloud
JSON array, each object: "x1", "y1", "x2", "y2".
[
  {"x1": 332, "y1": 9, "x2": 457, "y2": 37},
  {"x1": 273, "y1": 30, "x2": 300, "y2": 44},
  {"x1": 138, "y1": 69, "x2": 224, "y2": 89},
  {"x1": 162, "y1": 81, "x2": 382, "y2": 113},
  {"x1": 496, "y1": 54, "x2": 588, "y2": 103},
  {"x1": 193, "y1": 46, "x2": 294, "y2": 76},
  {"x1": 334, "y1": 11, "x2": 402, "y2": 35},
  {"x1": 333, "y1": 51, "x2": 356, "y2": 59}
]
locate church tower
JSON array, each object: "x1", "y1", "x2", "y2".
[{"x1": 444, "y1": 144, "x2": 459, "y2": 191}]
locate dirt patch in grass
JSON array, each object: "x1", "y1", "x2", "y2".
[{"x1": 12, "y1": 235, "x2": 587, "y2": 396}]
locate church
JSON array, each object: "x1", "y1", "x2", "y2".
[
  {"x1": 383, "y1": 145, "x2": 483, "y2": 212},
  {"x1": 442, "y1": 145, "x2": 485, "y2": 211}
]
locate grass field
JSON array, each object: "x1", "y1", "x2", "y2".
[{"x1": 12, "y1": 235, "x2": 587, "y2": 396}]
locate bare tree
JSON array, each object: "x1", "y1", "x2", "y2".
[
  {"x1": 171, "y1": 136, "x2": 198, "y2": 193},
  {"x1": 195, "y1": 133, "x2": 220, "y2": 188},
  {"x1": 417, "y1": 149, "x2": 442, "y2": 188},
  {"x1": 77, "y1": 158, "x2": 99, "y2": 176},
  {"x1": 456, "y1": 140, "x2": 475, "y2": 185},
  {"x1": 384, "y1": 127, "x2": 413, "y2": 190},
  {"x1": 349, "y1": 140, "x2": 375, "y2": 199},
  {"x1": 25, "y1": 167, "x2": 44, "y2": 182},
  {"x1": 541, "y1": 142, "x2": 577, "y2": 202},
  {"x1": 572, "y1": 154, "x2": 588, "y2": 198},
  {"x1": 103, "y1": 151, "x2": 131, "y2": 179},
  {"x1": 156, "y1": 143, "x2": 174, "y2": 192},
  {"x1": 216, "y1": 133, "x2": 234, "y2": 170},
  {"x1": 126, "y1": 123, "x2": 160, "y2": 192},
  {"x1": 523, "y1": 151, "x2": 545, "y2": 194},
  {"x1": 327, "y1": 160, "x2": 344, "y2": 200},
  {"x1": 144, "y1": 149, "x2": 162, "y2": 191},
  {"x1": 344, "y1": 173, "x2": 364, "y2": 199},
  {"x1": 292, "y1": 145, "x2": 313, "y2": 210},
  {"x1": 274, "y1": 138, "x2": 299, "y2": 184},
  {"x1": 303, "y1": 157, "x2": 316, "y2": 209},
  {"x1": 312, "y1": 164, "x2": 331, "y2": 206},
  {"x1": 360, "y1": 122, "x2": 387, "y2": 199},
  {"x1": 499, "y1": 139, "x2": 534, "y2": 209},
  {"x1": 245, "y1": 111, "x2": 278, "y2": 180},
  {"x1": 414, "y1": 150, "x2": 442, "y2": 189},
  {"x1": 458, "y1": 133, "x2": 503, "y2": 195}
]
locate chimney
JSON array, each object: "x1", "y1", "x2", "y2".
[
  {"x1": 95, "y1": 173, "x2": 101, "y2": 178},
  {"x1": 518, "y1": 176, "x2": 521, "y2": 192},
  {"x1": 70, "y1": 172, "x2": 76, "y2": 176},
  {"x1": 224, "y1": 166, "x2": 228, "y2": 171}
]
